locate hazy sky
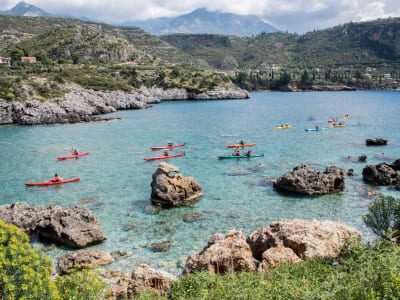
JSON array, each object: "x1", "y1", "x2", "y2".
[{"x1": 1, "y1": 0, "x2": 400, "y2": 32}]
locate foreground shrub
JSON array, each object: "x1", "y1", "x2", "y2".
[
  {"x1": 0, "y1": 219, "x2": 57, "y2": 300},
  {"x1": 168, "y1": 239, "x2": 400, "y2": 299}
]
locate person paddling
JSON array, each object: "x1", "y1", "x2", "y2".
[
  {"x1": 245, "y1": 150, "x2": 252, "y2": 157},
  {"x1": 73, "y1": 149, "x2": 79, "y2": 155},
  {"x1": 233, "y1": 149, "x2": 241, "y2": 156},
  {"x1": 164, "y1": 150, "x2": 169, "y2": 156},
  {"x1": 239, "y1": 140, "x2": 245, "y2": 145},
  {"x1": 51, "y1": 173, "x2": 63, "y2": 182}
]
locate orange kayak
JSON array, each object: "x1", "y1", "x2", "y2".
[{"x1": 226, "y1": 143, "x2": 256, "y2": 148}]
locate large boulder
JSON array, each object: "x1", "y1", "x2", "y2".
[
  {"x1": 257, "y1": 246, "x2": 301, "y2": 272},
  {"x1": 246, "y1": 227, "x2": 277, "y2": 261},
  {"x1": 273, "y1": 165, "x2": 346, "y2": 196},
  {"x1": 268, "y1": 219, "x2": 360, "y2": 259},
  {"x1": 151, "y1": 163, "x2": 203, "y2": 207},
  {"x1": 58, "y1": 249, "x2": 114, "y2": 274},
  {"x1": 0, "y1": 202, "x2": 107, "y2": 248},
  {"x1": 183, "y1": 230, "x2": 257, "y2": 275},
  {"x1": 366, "y1": 138, "x2": 387, "y2": 146},
  {"x1": 363, "y1": 159, "x2": 400, "y2": 185}
]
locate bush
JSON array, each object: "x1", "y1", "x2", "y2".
[
  {"x1": 363, "y1": 196, "x2": 400, "y2": 239},
  {"x1": 0, "y1": 219, "x2": 58, "y2": 300},
  {"x1": 168, "y1": 239, "x2": 400, "y2": 299}
]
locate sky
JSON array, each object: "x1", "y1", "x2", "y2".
[{"x1": 1, "y1": 0, "x2": 400, "y2": 33}]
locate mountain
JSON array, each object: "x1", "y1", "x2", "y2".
[
  {"x1": 123, "y1": 8, "x2": 277, "y2": 36},
  {"x1": 1, "y1": 1, "x2": 51, "y2": 17},
  {"x1": 162, "y1": 17, "x2": 400, "y2": 69}
]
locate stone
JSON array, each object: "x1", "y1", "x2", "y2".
[
  {"x1": 246, "y1": 226, "x2": 277, "y2": 261},
  {"x1": 366, "y1": 138, "x2": 387, "y2": 146},
  {"x1": 258, "y1": 246, "x2": 301, "y2": 272},
  {"x1": 183, "y1": 230, "x2": 257, "y2": 275},
  {"x1": 58, "y1": 249, "x2": 114, "y2": 274},
  {"x1": 110, "y1": 250, "x2": 128, "y2": 260},
  {"x1": 151, "y1": 241, "x2": 171, "y2": 252},
  {"x1": 273, "y1": 165, "x2": 346, "y2": 196},
  {"x1": 151, "y1": 162, "x2": 203, "y2": 207},
  {"x1": 363, "y1": 159, "x2": 400, "y2": 186},
  {"x1": 0, "y1": 202, "x2": 107, "y2": 248},
  {"x1": 183, "y1": 212, "x2": 206, "y2": 223},
  {"x1": 347, "y1": 155, "x2": 367, "y2": 163},
  {"x1": 269, "y1": 219, "x2": 360, "y2": 259},
  {"x1": 101, "y1": 269, "x2": 124, "y2": 279}
]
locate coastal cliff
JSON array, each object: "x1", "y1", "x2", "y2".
[{"x1": 0, "y1": 84, "x2": 249, "y2": 125}]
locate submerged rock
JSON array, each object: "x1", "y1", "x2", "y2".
[
  {"x1": 183, "y1": 230, "x2": 257, "y2": 275},
  {"x1": 363, "y1": 159, "x2": 400, "y2": 185},
  {"x1": 151, "y1": 241, "x2": 171, "y2": 252},
  {"x1": 273, "y1": 165, "x2": 346, "y2": 196},
  {"x1": 0, "y1": 202, "x2": 107, "y2": 248},
  {"x1": 366, "y1": 138, "x2": 387, "y2": 146},
  {"x1": 58, "y1": 249, "x2": 114, "y2": 274},
  {"x1": 346, "y1": 155, "x2": 367, "y2": 163},
  {"x1": 183, "y1": 212, "x2": 206, "y2": 223},
  {"x1": 150, "y1": 162, "x2": 203, "y2": 207}
]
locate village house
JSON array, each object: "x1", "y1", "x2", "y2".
[
  {"x1": 365, "y1": 67, "x2": 373, "y2": 73},
  {"x1": 0, "y1": 56, "x2": 10, "y2": 67},
  {"x1": 383, "y1": 73, "x2": 392, "y2": 82},
  {"x1": 21, "y1": 56, "x2": 36, "y2": 63}
]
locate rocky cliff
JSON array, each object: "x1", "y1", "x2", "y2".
[{"x1": 0, "y1": 84, "x2": 249, "y2": 125}]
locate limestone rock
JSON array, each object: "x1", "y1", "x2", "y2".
[
  {"x1": 363, "y1": 159, "x2": 400, "y2": 185},
  {"x1": 273, "y1": 165, "x2": 346, "y2": 196},
  {"x1": 269, "y1": 219, "x2": 360, "y2": 259},
  {"x1": 151, "y1": 162, "x2": 203, "y2": 207},
  {"x1": 151, "y1": 241, "x2": 171, "y2": 252},
  {"x1": 258, "y1": 246, "x2": 301, "y2": 272},
  {"x1": 366, "y1": 138, "x2": 387, "y2": 146},
  {"x1": 58, "y1": 249, "x2": 114, "y2": 274},
  {"x1": 0, "y1": 202, "x2": 107, "y2": 248},
  {"x1": 183, "y1": 230, "x2": 257, "y2": 275},
  {"x1": 246, "y1": 226, "x2": 277, "y2": 261}
]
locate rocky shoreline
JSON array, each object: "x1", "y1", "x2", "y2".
[{"x1": 0, "y1": 84, "x2": 249, "y2": 126}]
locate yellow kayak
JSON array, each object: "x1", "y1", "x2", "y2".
[
  {"x1": 342, "y1": 115, "x2": 350, "y2": 119},
  {"x1": 274, "y1": 125, "x2": 292, "y2": 130},
  {"x1": 326, "y1": 124, "x2": 346, "y2": 128}
]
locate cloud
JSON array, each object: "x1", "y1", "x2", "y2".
[{"x1": 1, "y1": 0, "x2": 400, "y2": 32}]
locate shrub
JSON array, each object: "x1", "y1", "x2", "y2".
[{"x1": 0, "y1": 219, "x2": 58, "y2": 300}]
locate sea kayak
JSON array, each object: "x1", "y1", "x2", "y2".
[
  {"x1": 150, "y1": 143, "x2": 185, "y2": 150},
  {"x1": 274, "y1": 125, "x2": 292, "y2": 130},
  {"x1": 307, "y1": 118, "x2": 315, "y2": 121},
  {"x1": 143, "y1": 153, "x2": 185, "y2": 161},
  {"x1": 305, "y1": 128, "x2": 326, "y2": 132},
  {"x1": 325, "y1": 124, "x2": 346, "y2": 128},
  {"x1": 57, "y1": 152, "x2": 89, "y2": 160},
  {"x1": 328, "y1": 119, "x2": 337, "y2": 123},
  {"x1": 218, "y1": 154, "x2": 264, "y2": 159},
  {"x1": 25, "y1": 178, "x2": 80, "y2": 186},
  {"x1": 226, "y1": 143, "x2": 256, "y2": 148},
  {"x1": 342, "y1": 115, "x2": 350, "y2": 119}
]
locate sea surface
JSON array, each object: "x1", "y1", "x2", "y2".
[{"x1": 1, "y1": 91, "x2": 400, "y2": 275}]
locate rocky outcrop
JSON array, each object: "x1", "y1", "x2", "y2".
[
  {"x1": 346, "y1": 155, "x2": 367, "y2": 162},
  {"x1": 150, "y1": 162, "x2": 203, "y2": 207},
  {"x1": 58, "y1": 249, "x2": 114, "y2": 274},
  {"x1": 273, "y1": 165, "x2": 346, "y2": 196},
  {"x1": 246, "y1": 227, "x2": 277, "y2": 261},
  {"x1": 366, "y1": 138, "x2": 387, "y2": 146},
  {"x1": 109, "y1": 264, "x2": 177, "y2": 299},
  {"x1": 363, "y1": 159, "x2": 400, "y2": 185},
  {"x1": 0, "y1": 202, "x2": 107, "y2": 248},
  {"x1": 257, "y1": 246, "x2": 301, "y2": 272},
  {"x1": 140, "y1": 86, "x2": 249, "y2": 101},
  {"x1": 183, "y1": 230, "x2": 257, "y2": 275}
]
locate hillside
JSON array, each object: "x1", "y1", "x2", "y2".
[
  {"x1": 125, "y1": 8, "x2": 277, "y2": 36},
  {"x1": 162, "y1": 17, "x2": 400, "y2": 69}
]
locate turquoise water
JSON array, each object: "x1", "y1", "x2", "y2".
[{"x1": 1, "y1": 91, "x2": 400, "y2": 275}]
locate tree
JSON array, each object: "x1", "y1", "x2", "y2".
[{"x1": 9, "y1": 47, "x2": 24, "y2": 61}]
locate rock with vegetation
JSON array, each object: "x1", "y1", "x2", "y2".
[
  {"x1": 0, "y1": 202, "x2": 107, "y2": 248},
  {"x1": 183, "y1": 230, "x2": 257, "y2": 275},
  {"x1": 273, "y1": 165, "x2": 346, "y2": 196},
  {"x1": 363, "y1": 159, "x2": 400, "y2": 185},
  {"x1": 366, "y1": 138, "x2": 387, "y2": 146},
  {"x1": 150, "y1": 162, "x2": 203, "y2": 207},
  {"x1": 58, "y1": 249, "x2": 114, "y2": 274}
]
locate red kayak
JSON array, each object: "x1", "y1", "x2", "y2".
[
  {"x1": 150, "y1": 143, "x2": 185, "y2": 151},
  {"x1": 25, "y1": 178, "x2": 80, "y2": 186},
  {"x1": 143, "y1": 153, "x2": 185, "y2": 161},
  {"x1": 57, "y1": 152, "x2": 89, "y2": 160}
]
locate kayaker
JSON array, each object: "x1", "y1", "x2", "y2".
[
  {"x1": 168, "y1": 142, "x2": 173, "y2": 146},
  {"x1": 73, "y1": 149, "x2": 79, "y2": 155},
  {"x1": 51, "y1": 174, "x2": 63, "y2": 182},
  {"x1": 233, "y1": 149, "x2": 241, "y2": 156},
  {"x1": 239, "y1": 140, "x2": 245, "y2": 145},
  {"x1": 164, "y1": 150, "x2": 169, "y2": 156},
  {"x1": 285, "y1": 123, "x2": 289, "y2": 127},
  {"x1": 315, "y1": 125, "x2": 319, "y2": 130},
  {"x1": 245, "y1": 150, "x2": 252, "y2": 157},
  {"x1": 379, "y1": 153, "x2": 386, "y2": 158}
]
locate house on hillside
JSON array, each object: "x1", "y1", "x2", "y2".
[
  {"x1": 117, "y1": 61, "x2": 136, "y2": 66},
  {"x1": 21, "y1": 56, "x2": 36, "y2": 63},
  {"x1": 384, "y1": 74, "x2": 392, "y2": 83},
  {"x1": 0, "y1": 57, "x2": 10, "y2": 67}
]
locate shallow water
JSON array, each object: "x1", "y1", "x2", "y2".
[{"x1": 1, "y1": 91, "x2": 399, "y2": 275}]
